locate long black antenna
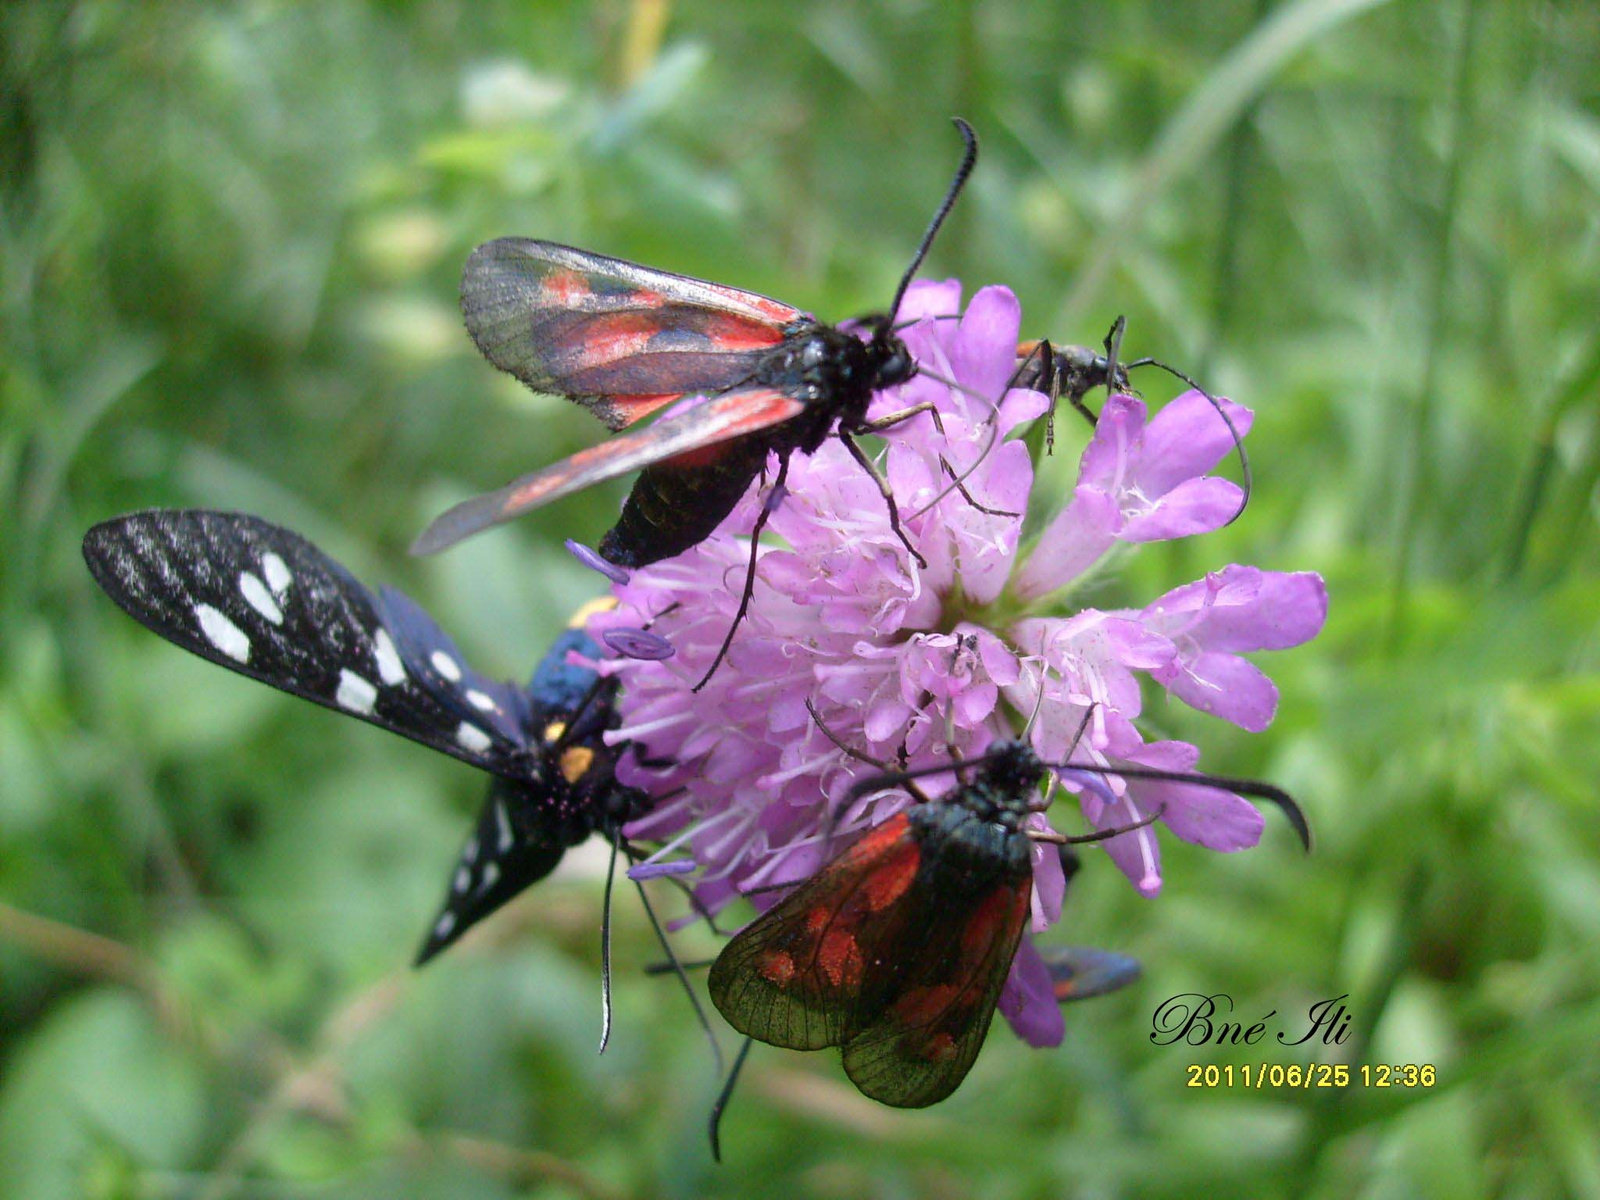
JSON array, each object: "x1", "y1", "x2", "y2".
[
  {"x1": 708, "y1": 1036, "x2": 754, "y2": 1164},
  {"x1": 884, "y1": 118, "x2": 979, "y2": 327}
]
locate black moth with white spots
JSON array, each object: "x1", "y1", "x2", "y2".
[{"x1": 82, "y1": 509, "x2": 650, "y2": 964}]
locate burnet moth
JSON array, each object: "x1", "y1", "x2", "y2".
[
  {"x1": 80, "y1": 509, "x2": 712, "y2": 1052},
  {"x1": 413, "y1": 119, "x2": 984, "y2": 687},
  {"x1": 705, "y1": 739, "x2": 1307, "y2": 1110}
]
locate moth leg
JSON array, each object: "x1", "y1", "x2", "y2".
[
  {"x1": 858, "y1": 399, "x2": 945, "y2": 438},
  {"x1": 1015, "y1": 338, "x2": 1059, "y2": 453},
  {"x1": 938, "y1": 453, "x2": 1019, "y2": 517},
  {"x1": 839, "y1": 432, "x2": 928, "y2": 569},
  {"x1": 1028, "y1": 802, "x2": 1165, "y2": 846},
  {"x1": 692, "y1": 454, "x2": 791, "y2": 693}
]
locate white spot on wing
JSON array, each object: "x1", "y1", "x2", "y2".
[
  {"x1": 336, "y1": 669, "x2": 378, "y2": 715},
  {"x1": 466, "y1": 689, "x2": 497, "y2": 712},
  {"x1": 456, "y1": 721, "x2": 492, "y2": 754},
  {"x1": 373, "y1": 629, "x2": 406, "y2": 685},
  {"x1": 239, "y1": 572, "x2": 283, "y2": 624},
  {"x1": 481, "y1": 861, "x2": 501, "y2": 890},
  {"x1": 261, "y1": 553, "x2": 292, "y2": 597},
  {"x1": 195, "y1": 604, "x2": 250, "y2": 663},
  {"x1": 430, "y1": 651, "x2": 462, "y2": 682},
  {"x1": 434, "y1": 911, "x2": 456, "y2": 939},
  {"x1": 454, "y1": 867, "x2": 471, "y2": 893},
  {"x1": 495, "y1": 800, "x2": 513, "y2": 852}
]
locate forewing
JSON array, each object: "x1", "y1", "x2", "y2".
[
  {"x1": 82, "y1": 510, "x2": 531, "y2": 778},
  {"x1": 411, "y1": 387, "x2": 803, "y2": 555},
  {"x1": 839, "y1": 876, "x2": 1032, "y2": 1108},
  {"x1": 461, "y1": 238, "x2": 801, "y2": 429},
  {"x1": 708, "y1": 815, "x2": 924, "y2": 1052},
  {"x1": 1040, "y1": 946, "x2": 1142, "y2": 1003},
  {"x1": 413, "y1": 778, "x2": 567, "y2": 965}
]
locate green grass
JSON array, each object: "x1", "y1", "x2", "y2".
[{"x1": 2, "y1": 1, "x2": 1597, "y2": 1196}]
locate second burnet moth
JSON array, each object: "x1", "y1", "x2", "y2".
[
  {"x1": 705, "y1": 740, "x2": 1308, "y2": 1109},
  {"x1": 81, "y1": 509, "x2": 706, "y2": 1049},
  {"x1": 413, "y1": 119, "x2": 985, "y2": 687}
]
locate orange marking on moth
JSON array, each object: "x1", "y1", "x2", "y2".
[
  {"x1": 860, "y1": 844, "x2": 920, "y2": 912},
  {"x1": 559, "y1": 746, "x2": 595, "y2": 784},
  {"x1": 657, "y1": 442, "x2": 736, "y2": 471},
  {"x1": 891, "y1": 983, "x2": 962, "y2": 1027},
  {"x1": 817, "y1": 928, "x2": 865, "y2": 989},
  {"x1": 1052, "y1": 980, "x2": 1078, "y2": 1001},
  {"x1": 701, "y1": 313, "x2": 789, "y2": 352},
  {"x1": 960, "y1": 884, "x2": 1027, "y2": 958},
  {"x1": 605, "y1": 393, "x2": 681, "y2": 425},
  {"x1": 759, "y1": 950, "x2": 796, "y2": 985},
  {"x1": 544, "y1": 269, "x2": 591, "y2": 303},
  {"x1": 701, "y1": 285, "x2": 798, "y2": 327},
  {"x1": 922, "y1": 1032, "x2": 959, "y2": 1063},
  {"x1": 805, "y1": 906, "x2": 830, "y2": 934},
  {"x1": 582, "y1": 312, "x2": 660, "y2": 364},
  {"x1": 1017, "y1": 339, "x2": 1043, "y2": 357},
  {"x1": 631, "y1": 288, "x2": 665, "y2": 306}
]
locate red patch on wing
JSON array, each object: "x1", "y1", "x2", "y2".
[
  {"x1": 817, "y1": 929, "x2": 865, "y2": 989},
  {"x1": 701, "y1": 311, "x2": 790, "y2": 352},
  {"x1": 759, "y1": 950, "x2": 797, "y2": 985},
  {"x1": 544, "y1": 269, "x2": 591, "y2": 303},
  {"x1": 961, "y1": 885, "x2": 1026, "y2": 958},
  {"x1": 860, "y1": 844, "x2": 920, "y2": 911},
  {"x1": 892, "y1": 984, "x2": 963, "y2": 1027},
  {"x1": 600, "y1": 392, "x2": 681, "y2": 427}
]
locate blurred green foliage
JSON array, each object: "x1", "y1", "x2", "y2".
[{"x1": 3, "y1": 0, "x2": 1598, "y2": 1196}]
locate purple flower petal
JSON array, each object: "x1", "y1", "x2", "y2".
[
  {"x1": 1143, "y1": 567, "x2": 1329, "y2": 653},
  {"x1": 1118, "y1": 740, "x2": 1264, "y2": 852},
  {"x1": 1118, "y1": 477, "x2": 1247, "y2": 542},
  {"x1": 1163, "y1": 650, "x2": 1280, "y2": 731},
  {"x1": 1128, "y1": 390, "x2": 1253, "y2": 499},
  {"x1": 1013, "y1": 488, "x2": 1119, "y2": 599},
  {"x1": 998, "y1": 937, "x2": 1066, "y2": 1048},
  {"x1": 566, "y1": 538, "x2": 630, "y2": 585},
  {"x1": 603, "y1": 627, "x2": 675, "y2": 661}
]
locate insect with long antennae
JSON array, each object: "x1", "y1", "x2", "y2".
[
  {"x1": 414, "y1": 119, "x2": 985, "y2": 691},
  {"x1": 80, "y1": 509, "x2": 721, "y2": 1065},
  {"x1": 1015, "y1": 315, "x2": 1253, "y2": 524},
  {"x1": 704, "y1": 734, "x2": 1308, "y2": 1110}
]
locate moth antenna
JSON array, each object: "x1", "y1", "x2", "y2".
[
  {"x1": 708, "y1": 1036, "x2": 755, "y2": 1164},
  {"x1": 1102, "y1": 315, "x2": 1127, "y2": 403},
  {"x1": 1124, "y1": 356, "x2": 1252, "y2": 526},
  {"x1": 630, "y1": 874, "x2": 726, "y2": 1076},
  {"x1": 596, "y1": 828, "x2": 620, "y2": 1054},
  {"x1": 884, "y1": 117, "x2": 978, "y2": 328},
  {"x1": 1054, "y1": 762, "x2": 1310, "y2": 852},
  {"x1": 643, "y1": 957, "x2": 714, "y2": 975}
]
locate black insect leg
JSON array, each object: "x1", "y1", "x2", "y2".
[
  {"x1": 708, "y1": 1036, "x2": 754, "y2": 1164},
  {"x1": 692, "y1": 453, "x2": 791, "y2": 693},
  {"x1": 839, "y1": 432, "x2": 928, "y2": 569},
  {"x1": 631, "y1": 873, "x2": 725, "y2": 1075}
]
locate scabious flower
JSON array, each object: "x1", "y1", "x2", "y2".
[{"x1": 581, "y1": 280, "x2": 1327, "y2": 1048}]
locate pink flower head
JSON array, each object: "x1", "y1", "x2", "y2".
[{"x1": 587, "y1": 280, "x2": 1326, "y2": 1047}]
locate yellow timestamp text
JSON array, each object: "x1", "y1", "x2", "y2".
[{"x1": 1185, "y1": 1063, "x2": 1437, "y2": 1089}]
